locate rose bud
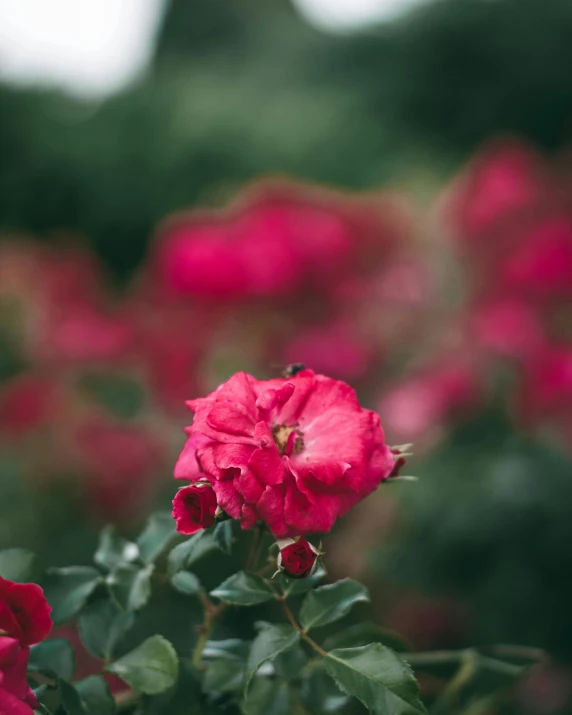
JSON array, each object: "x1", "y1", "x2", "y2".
[
  {"x1": 172, "y1": 483, "x2": 218, "y2": 535},
  {"x1": 277, "y1": 537, "x2": 319, "y2": 578}
]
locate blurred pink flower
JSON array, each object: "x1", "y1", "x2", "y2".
[
  {"x1": 518, "y1": 345, "x2": 572, "y2": 426},
  {"x1": 379, "y1": 360, "x2": 481, "y2": 444},
  {"x1": 73, "y1": 420, "x2": 164, "y2": 521},
  {"x1": 470, "y1": 298, "x2": 544, "y2": 359},
  {"x1": 446, "y1": 139, "x2": 545, "y2": 238},
  {"x1": 282, "y1": 320, "x2": 373, "y2": 380},
  {"x1": 0, "y1": 374, "x2": 60, "y2": 437},
  {"x1": 499, "y1": 217, "x2": 572, "y2": 301}
]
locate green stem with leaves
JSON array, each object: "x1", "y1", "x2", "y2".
[{"x1": 276, "y1": 593, "x2": 328, "y2": 657}]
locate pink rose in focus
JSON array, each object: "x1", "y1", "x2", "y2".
[{"x1": 174, "y1": 370, "x2": 395, "y2": 537}]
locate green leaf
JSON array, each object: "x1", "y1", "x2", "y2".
[
  {"x1": 0, "y1": 548, "x2": 42, "y2": 583},
  {"x1": 300, "y1": 579, "x2": 369, "y2": 631},
  {"x1": 300, "y1": 665, "x2": 350, "y2": 713},
  {"x1": 43, "y1": 567, "x2": 102, "y2": 625},
  {"x1": 94, "y1": 526, "x2": 140, "y2": 571},
  {"x1": 140, "y1": 661, "x2": 202, "y2": 715},
  {"x1": 78, "y1": 598, "x2": 135, "y2": 661},
  {"x1": 280, "y1": 565, "x2": 327, "y2": 597},
  {"x1": 29, "y1": 639, "x2": 75, "y2": 680},
  {"x1": 107, "y1": 564, "x2": 154, "y2": 612},
  {"x1": 167, "y1": 532, "x2": 217, "y2": 575},
  {"x1": 213, "y1": 520, "x2": 234, "y2": 554},
  {"x1": 170, "y1": 571, "x2": 201, "y2": 596},
  {"x1": 211, "y1": 571, "x2": 275, "y2": 606},
  {"x1": 202, "y1": 658, "x2": 245, "y2": 693},
  {"x1": 245, "y1": 679, "x2": 292, "y2": 715},
  {"x1": 324, "y1": 622, "x2": 411, "y2": 653},
  {"x1": 59, "y1": 679, "x2": 88, "y2": 715},
  {"x1": 324, "y1": 644, "x2": 427, "y2": 715},
  {"x1": 245, "y1": 624, "x2": 300, "y2": 693},
  {"x1": 74, "y1": 676, "x2": 115, "y2": 715},
  {"x1": 274, "y1": 643, "x2": 309, "y2": 680},
  {"x1": 203, "y1": 638, "x2": 249, "y2": 662},
  {"x1": 137, "y1": 512, "x2": 177, "y2": 565},
  {"x1": 106, "y1": 635, "x2": 179, "y2": 695}
]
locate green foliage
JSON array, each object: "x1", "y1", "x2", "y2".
[
  {"x1": 14, "y1": 511, "x2": 538, "y2": 713},
  {"x1": 246, "y1": 679, "x2": 292, "y2": 715},
  {"x1": 78, "y1": 598, "x2": 135, "y2": 660},
  {"x1": 43, "y1": 566, "x2": 102, "y2": 624},
  {"x1": 168, "y1": 531, "x2": 218, "y2": 575},
  {"x1": 299, "y1": 579, "x2": 370, "y2": 630},
  {"x1": 28, "y1": 638, "x2": 75, "y2": 680},
  {"x1": 324, "y1": 644, "x2": 427, "y2": 715},
  {"x1": 245, "y1": 624, "x2": 300, "y2": 692},
  {"x1": 280, "y1": 564, "x2": 327, "y2": 596},
  {"x1": 211, "y1": 571, "x2": 275, "y2": 606},
  {"x1": 106, "y1": 635, "x2": 179, "y2": 695},
  {"x1": 0, "y1": 547, "x2": 42, "y2": 582},
  {"x1": 137, "y1": 512, "x2": 178, "y2": 565},
  {"x1": 212, "y1": 520, "x2": 234, "y2": 555},
  {"x1": 170, "y1": 570, "x2": 202, "y2": 596},
  {"x1": 94, "y1": 526, "x2": 140, "y2": 572},
  {"x1": 324, "y1": 622, "x2": 411, "y2": 653},
  {"x1": 59, "y1": 679, "x2": 89, "y2": 715},
  {"x1": 73, "y1": 677, "x2": 115, "y2": 715},
  {"x1": 202, "y1": 658, "x2": 245, "y2": 693},
  {"x1": 107, "y1": 563, "x2": 154, "y2": 611},
  {"x1": 299, "y1": 665, "x2": 350, "y2": 713}
]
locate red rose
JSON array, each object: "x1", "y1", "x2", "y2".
[
  {"x1": 0, "y1": 637, "x2": 39, "y2": 714},
  {"x1": 278, "y1": 538, "x2": 318, "y2": 578},
  {"x1": 0, "y1": 578, "x2": 52, "y2": 647},
  {"x1": 174, "y1": 370, "x2": 395, "y2": 537},
  {"x1": 172, "y1": 483, "x2": 218, "y2": 535}
]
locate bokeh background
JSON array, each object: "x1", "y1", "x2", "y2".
[{"x1": 2, "y1": 0, "x2": 572, "y2": 711}]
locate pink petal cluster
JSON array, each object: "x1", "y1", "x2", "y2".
[
  {"x1": 174, "y1": 369, "x2": 395, "y2": 537},
  {"x1": 0, "y1": 578, "x2": 53, "y2": 714}
]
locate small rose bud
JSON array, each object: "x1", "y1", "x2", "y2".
[
  {"x1": 277, "y1": 537, "x2": 319, "y2": 578},
  {"x1": 172, "y1": 483, "x2": 217, "y2": 535}
]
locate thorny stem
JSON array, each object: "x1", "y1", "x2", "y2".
[
  {"x1": 191, "y1": 598, "x2": 228, "y2": 669},
  {"x1": 276, "y1": 594, "x2": 328, "y2": 658}
]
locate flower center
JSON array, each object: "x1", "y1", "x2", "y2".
[{"x1": 272, "y1": 423, "x2": 305, "y2": 456}]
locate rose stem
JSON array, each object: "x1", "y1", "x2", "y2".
[
  {"x1": 191, "y1": 527, "x2": 266, "y2": 669},
  {"x1": 191, "y1": 593, "x2": 228, "y2": 669},
  {"x1": 245, "y1": 525, "x2": 265, "y2": 571},
  {"x1": 276, "y1": 594, "x2": 327, "y2": 658}
]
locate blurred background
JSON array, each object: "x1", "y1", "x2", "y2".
[{"x1": 2, "y1": 0, "x2": 572, "y2": 711}]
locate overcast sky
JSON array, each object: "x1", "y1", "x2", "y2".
[{"x1": 0, "y1": 0, "x2": 424, "y2": 97}]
